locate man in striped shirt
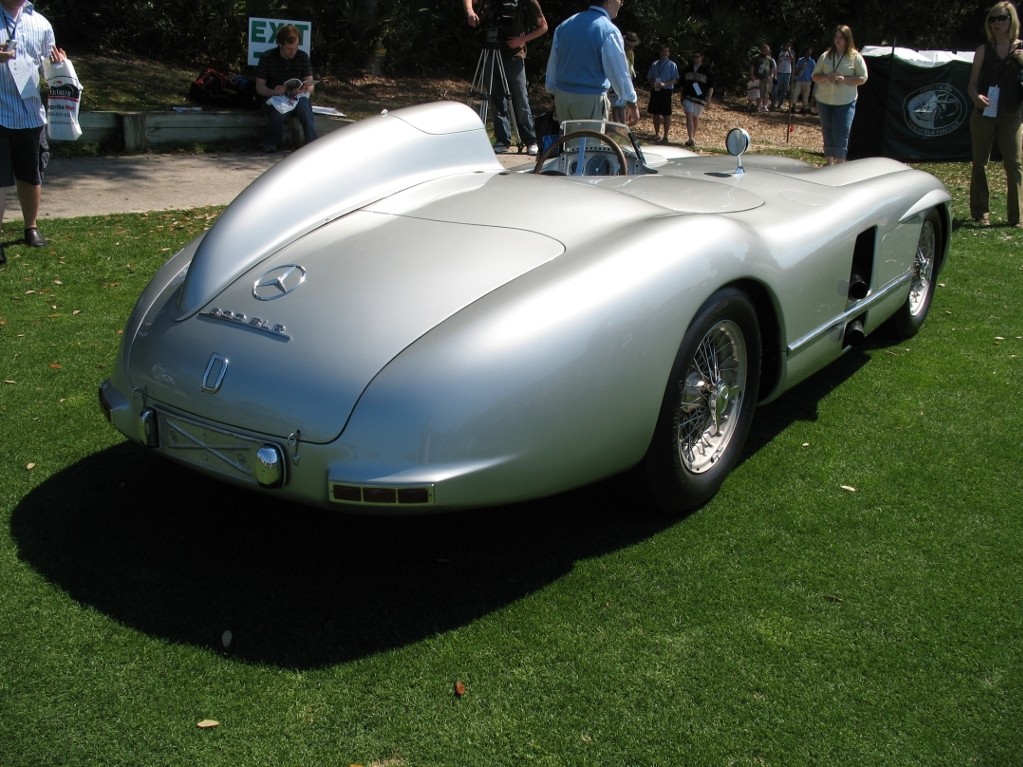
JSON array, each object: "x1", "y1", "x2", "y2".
[{"x1": 1, "y1": 0, "x2": 64, "y2": 263}]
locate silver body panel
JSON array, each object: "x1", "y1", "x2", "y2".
[{"x1": 101, "y1": 101, "x2": 951, "y2": 511}]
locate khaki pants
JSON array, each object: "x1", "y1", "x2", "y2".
[
  {"x1": 970, "y1": 108, "x2": 1023, "y2": 225},
  {"x1": 552, "y1": 90, "x2": 610, "y2": 122}
]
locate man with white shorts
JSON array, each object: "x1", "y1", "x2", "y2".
[{"x1": 680, "y1": 50, "x2": 714, "y2": 148}]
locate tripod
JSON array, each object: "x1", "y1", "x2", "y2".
[{"x1": 468, "y1": 31, "x2": 522, "y2": 150}]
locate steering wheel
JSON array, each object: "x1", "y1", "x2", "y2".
[{"x1": 532, "y1": 129, "x2": 629, "y2": 176}]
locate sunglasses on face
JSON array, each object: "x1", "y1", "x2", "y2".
[{"x1": 989, "y1": 14, "x2": 1009, "y2": 22}]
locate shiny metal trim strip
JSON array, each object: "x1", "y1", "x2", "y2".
[{"x1": 786, "y1": 272, "x2": 911, "y2": 356}]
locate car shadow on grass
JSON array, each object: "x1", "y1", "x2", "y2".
[
  {"x1": 11, "y1": 442, "x2": 675, "y2": 669},
  {"x1": 11, "y1": 348, "x2": 873, "y2": 670},
  {"x1": 744, "y1": 346, "x2": 873, "y2": 457}
]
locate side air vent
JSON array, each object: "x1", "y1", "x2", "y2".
[{"x1": 849, "y1": 227, "x2": 877, "y2": 300}]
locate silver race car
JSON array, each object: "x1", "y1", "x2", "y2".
[{"x1": 99, "y1": 101, "x2": 951, "y2": 514}]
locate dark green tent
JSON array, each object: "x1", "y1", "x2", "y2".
[{"x1": 849, "y1": 46, "x2": 975, "y2": 161}]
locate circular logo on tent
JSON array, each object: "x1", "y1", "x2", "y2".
[{"x1": 903, "y1": 83, "x2": 968, "y2": 137}]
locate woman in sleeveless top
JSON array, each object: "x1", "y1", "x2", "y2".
[{"x1": 967, "y1": 2, "x2": 1023, "y2": 227}]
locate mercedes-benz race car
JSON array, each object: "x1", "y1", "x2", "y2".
[{"x1": 99, "y1": 100, "x2": 951, "y2": 515}]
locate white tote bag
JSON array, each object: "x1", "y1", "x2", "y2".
[{"x1": 43, "y1": 57, "x2": 84, "y2": 141}]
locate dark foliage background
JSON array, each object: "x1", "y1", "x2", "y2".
[{"x1": 40, "y1": 0, "x2": 991, "y2": 94}]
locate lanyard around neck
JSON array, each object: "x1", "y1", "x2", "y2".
[{"x1": 2, "y1": 7, "x2": 19, "y2": 42}]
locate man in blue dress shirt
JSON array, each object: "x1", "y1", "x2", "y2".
[{"x1": 545, "y1": 0, "x2": 638, "y2": 124}]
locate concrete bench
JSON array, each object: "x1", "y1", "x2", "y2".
[{"x1": 79, "y1": 110, "x2": 353, "y2": 151}]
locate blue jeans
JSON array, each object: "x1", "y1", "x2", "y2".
[
  {"x1": 772, "y1": 73, "x2": 791, "y2": 105},
  {"x1": 817, "y1": 100, "x2": 856, "y2": 161},
  {"x1": 490, "y1": 53, "x2": 536, "y2": 146},
  {"x1": 263, "y1": 97, "x2": 318, "y2": 150}
]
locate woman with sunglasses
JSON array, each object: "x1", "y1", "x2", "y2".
[{"x1": 967, "y1": 2, "x2": 1023, "y2": 227}]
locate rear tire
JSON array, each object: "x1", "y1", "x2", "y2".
[
  {"x1": 644, "y1": 288, "x2": 762, "y2": 515},
  {"x1": 889, "y1": 208, "x2": 941, "y2": 340}
]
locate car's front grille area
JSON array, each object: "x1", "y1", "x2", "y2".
[{"x1": 159, "y1": 412, "x2": 267, "y2": 485}]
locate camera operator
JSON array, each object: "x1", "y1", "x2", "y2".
[{"x1": 464, "y1": 0, "x2": 548, "y2": 155}]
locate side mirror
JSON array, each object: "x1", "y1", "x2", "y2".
[{"x1": 725, "y1": 128, "x2": 750, "y2": 176}]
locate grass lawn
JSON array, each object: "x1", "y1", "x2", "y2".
[{"x1": 1, "y1": 152, "x2": 1021, "y2": 764}]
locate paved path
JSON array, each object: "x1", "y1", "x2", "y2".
[{"x1": 4, "y1": 149, "x2": 536, "y2": 223}]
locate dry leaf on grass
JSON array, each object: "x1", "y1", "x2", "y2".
[
  {"x1": 196, "y1": 719, "x2": 220, "y2": 729},
  {"x1": 454, "y1": 680, "x2": 466, "y2": 697}
]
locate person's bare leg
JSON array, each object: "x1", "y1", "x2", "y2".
[
  {"x1": 17, "y1": 179, "x2": 41, "y2": 229},
  {"x1": 17, "y1": 180, "x2": 46, "y2": 246},
  {"x1": 0, "y1": 186, "x2": 8, "y2": 264}
]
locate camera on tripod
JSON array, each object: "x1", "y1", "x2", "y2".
[
  {"x1": 482, "y1": 0, "x2": 520, "y2": 49},
  {"x1": 468, "y1": 0, "x2": 525, "y2": 149}
]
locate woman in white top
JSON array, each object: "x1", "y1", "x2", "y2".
[{"x1": 812, "y1": 25, "x2": 868, "y2": 165}]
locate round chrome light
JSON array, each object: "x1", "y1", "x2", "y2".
[{"x1": 254, "y1": 444, "x2": 286, "y2": 488}]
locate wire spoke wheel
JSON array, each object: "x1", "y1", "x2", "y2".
[
  {"x1": 889, "y1": 208, "x2": 943, "y2": 340},
  {"x1": 907, "y1": 215, "x2": 936, "y2": 318},
  {"x1": 643, "y1": 288, "x2": 761, "y2": 515},
  {"x1": 676, "y1": 319, "x2": 747, "y2": 474}
]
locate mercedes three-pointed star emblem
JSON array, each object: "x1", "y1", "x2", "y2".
[{"x1": 252, "y1": 264, "x2": 307, "y2": 301}]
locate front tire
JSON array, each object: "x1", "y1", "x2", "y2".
[
  {"x1": 644, "y1": 288, "x2": 762, "y2": 515},
  {"x1": 888, "y1": 208, "x2": 941, "y2": 339}
]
